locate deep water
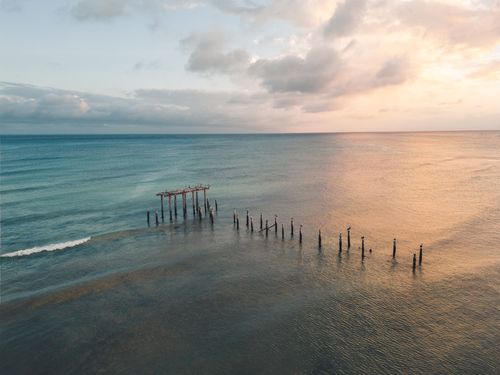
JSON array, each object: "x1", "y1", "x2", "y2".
[{"x1": 1, "y1": 133, "x2": 499, "y2": 374}]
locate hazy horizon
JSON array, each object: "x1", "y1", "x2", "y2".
[{"x1": 2, "y1": 129, "x2": 500, "y2": 136}]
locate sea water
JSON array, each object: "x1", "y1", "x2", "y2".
[{"x1": 1, "y1": 133, "x2": 499, "y2": 374}]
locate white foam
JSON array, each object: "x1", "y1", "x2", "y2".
[{"x1": 1, "y1": 237, "x2": 91, "y2": 258}]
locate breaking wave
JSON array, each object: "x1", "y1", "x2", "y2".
[{"x1": 1, "y1": 237, "x2": 91, "y2": 258}]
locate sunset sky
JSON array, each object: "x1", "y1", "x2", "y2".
[{"x1": 1, "y1": 0, "x2": 499, "y2": 133}]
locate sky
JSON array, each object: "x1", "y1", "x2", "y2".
[{"x1": 0, "y1": 0, "x2": 499, "y2": 134}]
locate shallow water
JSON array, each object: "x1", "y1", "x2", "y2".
[{"x1": 1, "y1": 133, "x2": 500, "y2": 374}]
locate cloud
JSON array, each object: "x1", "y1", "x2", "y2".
[
  {"x1": 71, "y1": 0, "x2": 202, "y2": 21},
  {"x1": 250, "y1": 47, "x2": 340, "y2": 93},
  {"x1": 324, "y1": 0, "x2": 367, "y2": 37},
  {"x1": 72, "y1": 0, "x2": 126, "y2": 21},
  {"x1": 468, "y1": 59, "x2": 500, "y2": 79},
  {"x1": 0, "y1": 82, "x2": 194, "y2": 126},
  {"x1": 0, "y1": 85, "x2": 91, "y2": 120},
  {"x1": 212, "y1": 0, "x2": 337, "y2": 28},
  {"x1": 0, "y1": 0, "x2": 23, "y2": 12},
  {"x1": 133, "y1": 60, "x2": 163, "y2": 71},
  {"x1": 396, "y1": 0, "x2": 500, "y2": 48},
  {"x1": 248, "y1": 44, "x2": 411, "y2": 101},
  {"x1": 375, "y1": 57, "x2": 409, "y2": 85},
  {"x1": 181, "y1": 31, "x2": 251, "y2": 74},
  {"x1": 0, "y1": 82, "x2": 292, "y2": 132}
]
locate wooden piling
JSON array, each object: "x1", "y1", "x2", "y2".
[
  {"x1": 318, "y1": 230, "x2": 322, "y2": 249},
  {"x1": 168, "y1": 195, "x2": 172, "y2": 221},
  {"x1": 182, "y1": 192, "x2": 187, "y2": 218},
  {"x1": 155, "y1": 211, "x2": 159, "y2": 226},
  {"x1": 233, "y1": 209, "x2": 236, "y2": 224},
  {"x1": 260, "y1": 214, "x2": 263, "y2": 230},
  {"x1": 281, "y1": 224, "x2": 284, "y2": 240},
  {"x1": 147, "y1": 210, "x2": 150, "y2": 226},
  {"x1": 210, "y1": 209, "x2": 214, "y2": 224},
  {"x1": 250, "y1": 216, "x2": 254, "y2": 232},
  {"x1": 192, "y1": 191, "x2": 195, "y2": 215},
  {"x1": 198, "y1": 206, "x2": 202, "y2": 221},
  {"x1": 196, "y1": 191, "x2": 199, "y2": 213},
  {"x1": 203, "y1": 189, "x2": 207, "y2": 214},
  {"x1": 339, "y1": 233, "x2": 342, "y2": 253},
  {"x1": 236, "y1": 215, "x2": 240, "y2": 230},
  {"x1": 215, "y1": 199, "x2": 218, "y2": 212},
  {"x1": 265, "y1": 220, "x2": 269, "y2": 237},
  {"x1": 246, "y1": 210, "x2": 249, "y2": 227},
  {"x1": 299, "y1": 225, "x2": 303, "y2": 244},
  {"x1": 347, "y1": 227, "x2": 351, "y2": 249},
  {"x1": 160, "y1": 194, "x2": 165, "y2": 222},
  {"x1": 291, "y1": 218, "x2": 294, "y2": 237},
  {"x1": 274, "y1": 216, "x2": 278, "y2": 234},
  {"x1": 174, "y1": 195, "x2": 178, "y2": 217},
  {"x1": 419, "y1": 244, "x2": 423, "y2": 266},
  {"x1": 413, "y1": 253, "x2": 417, "y2": 271},
  {"x1": 393, "y1": 238, "x2": 397, "y2": 258},
  {"x1": 361, "y1": 236, "x2": 365, "y2": 259}
]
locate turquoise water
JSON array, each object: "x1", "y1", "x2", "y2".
[{"x1": 1, "y1": 133, "x2": 500, "y2": 374}]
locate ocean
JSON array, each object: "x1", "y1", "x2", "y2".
[{"x1": 1, "y1": 133, "x2": 499, "y2": 374}]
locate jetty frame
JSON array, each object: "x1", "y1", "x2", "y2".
[{"x1": 156, "y1": 184, "x2": 211, "y2": 221}]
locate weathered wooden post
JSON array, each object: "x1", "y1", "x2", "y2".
[
  {"x1": 246, "y1": 210, "x2": 249, "y2": 227},
  {"x1": 210, "y1": 208, "x2": 214, "y2": 224},
  {"x1": 160, "y1": 194, "x2": 165, "y2": 222},
  {"x1": 155, "y1": 210, "x2": 159, "y2": 226},
  {"x1": 192, "y1": 191, "x2": 195, "y2": 215},
  {"x1": 291, "y1": 218, "x2": 294, "y2": 237},
  {"x1": 393, "y1": 238, "x2": 397, "y2": 258},
  {"x1": 250, "y1": 216, "x2": 254, "y2": 232},
  {"x1": 361, "y1": 236, "x2": 365, "y2": 259},
  {"x1": 339, "y1": 233, "x2": 342, "y2": 253},
  {"x1": 147, "y1": 210, "x2": 150, "y2": 226},
  {"x1": 419, "y1": 244, "x2": 423, "y2": 266},
  {"x1": 203, "y1": 188, "x2": 207, "y2": 214},
  {"x1": 274, "y1": 215, "x2": 278, "y2": 234},
  {"x1": 182, "y1": 192, "x2": 187, "y2": 218},
  {"x1": 318, "y1": 230, "x2": 322, "y2": 249},
  {"x1": 215, "y1": 199, "x2": 218, "y2": 212},
  {"x1": 412, "y1": 253, "x2": 417, "y2": 271},
  {"x1": 299, "y1": 225, "x2": 303, "y2": 244},
  {"x1": 168, "y1": 195, "x2": 172, "y2": 221},
  {"x1": 265, "y1": 220, "x2": 269, "y2": 237},
  {"x1": 196, "y1": 191, "x2": 199, "y2": 213},
  {"x1": 260, "y1": 213, "x2": 263, "y2": 230},
  {"x1": 198, "y1": 206, "x2": 202, "y2": 221},
  {"x1": 174, "y1": 194, "x2": 178, "y2": 217},
  {"x1": 236, "y1": 214, "x2": 240, "y2": 230},
  {"x1": 347, "y1": 227, "x2": 351, "y2": 249},
  {"x1": 281, "y1": 224, "x2": 284, "y2": 240},
  {"x1": 233, "y1": 209, "x2": 236, "y2": 224}
]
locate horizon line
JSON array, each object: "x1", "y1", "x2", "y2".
[{"x1": 2, "y1": 129, "x2": 500, "y2": 137}]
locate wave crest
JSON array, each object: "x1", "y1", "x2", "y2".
[{"x1": 1, "y1": 237, "x2": 91, "y2": 258}]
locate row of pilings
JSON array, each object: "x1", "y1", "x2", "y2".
[
  {"x1": 145, "y1": 198, "x2": 424, "y2": 271},
  {"x1": 233, "y1": 209, "x2": 425, "y2": 271}
]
